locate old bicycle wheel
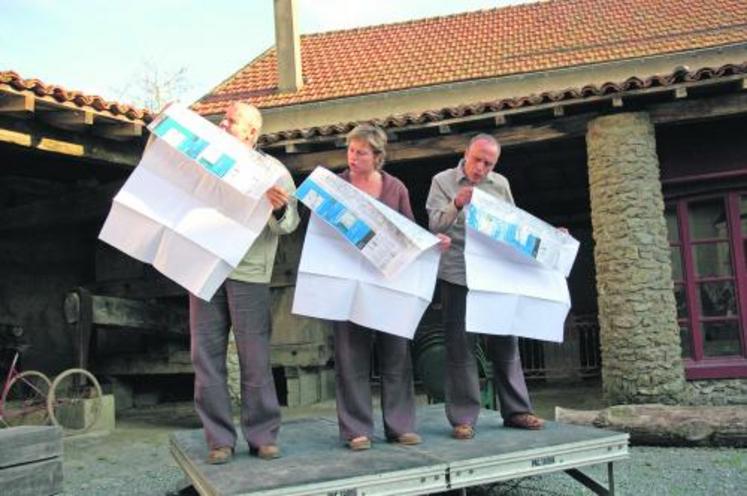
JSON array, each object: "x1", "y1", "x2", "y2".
[
  {"x1": 1, "y1": 371, "x2": 52, "y2": 427},
  {"x1": 47, "y1": 368, "x2": 102, "y2": 435}
]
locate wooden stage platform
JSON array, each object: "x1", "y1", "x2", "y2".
[{"x1": 170, "y1": 405, "x2": 628, "y2": 496}]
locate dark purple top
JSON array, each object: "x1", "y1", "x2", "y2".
[{"x1": 339, "y1": 169, "x2": 414, "y2": 221}]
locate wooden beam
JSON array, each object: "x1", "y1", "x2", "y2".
[
  {"x1": 284, "y1": 142, "x2": 300, "y2": 154},
  {"x1": 0, "y1": 92, "x2": 35, "y2": 114},
  {"x1": 0, "y1": 115, "x2": 143, "y2": 166},
  {"x1": 92, "y1": 120, "x2": 143, "y2": 140},
  {"x1": 41, "y1": 108, "x2": 94, "y2": 129},
  {"x1": 0, "y1": 127, "x2": 32, "y2": 147},
  {"x1": 90, "y1": 295, "x2": 188, "y2": 336},
  {"x1": 649, "y1": 92, "x2": 747, "y2": 124},
  {"x1": 37, "y1": 138, "x2": 84, "y2": 156},
  {"x1": 282, "y1": 113, "x2": 594, "y2": 173}
]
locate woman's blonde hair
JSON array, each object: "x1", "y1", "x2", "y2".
[{"x1": 346, "y1": 124, "x2": 388, "y2": 169}]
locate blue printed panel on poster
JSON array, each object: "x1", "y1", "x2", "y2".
[
  {"x1": 296, "y1": 179, "x2": 375, "y2": 249},
  {"x1": 153, "y1": 117, "x2": 237, "y2": 178},
  {"x1": 467, "y1": 204, "x2": 540, "y2": 258}
]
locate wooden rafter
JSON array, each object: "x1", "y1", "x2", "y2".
[{"x1": 0, "y1": 91, "x2": 34, "y2": 115}]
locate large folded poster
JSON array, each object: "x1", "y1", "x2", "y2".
[
  {"x1": 99, "y1": 104, "x2": 283, "y2": 300},
  {"x1": 292, "y1": 167, "x2": 441, "y2": 338},
  {"x1": 465, "y1": 188, "x2": 580, "y2": 342}
]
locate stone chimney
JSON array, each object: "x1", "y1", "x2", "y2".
[{"x1": 273, "y1": 0, "x2": 303, "y2": 92}]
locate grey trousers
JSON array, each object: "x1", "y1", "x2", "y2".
[
  {"x1": 189, "y1": 280, "x2": 280, "y2": 450},
  {"x1": 441, "y1": 280, "x2": 533, "y2": 427},
  {"x1": 334, "y1": 321, "x2": 417, "y2": 440}
]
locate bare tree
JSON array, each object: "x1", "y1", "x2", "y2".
[{"x1": 114, "y1": 59, "x2": 192, "y2": 112}]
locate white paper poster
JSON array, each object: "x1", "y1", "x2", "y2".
[
  {"x1": 99, "y1": 104, "x2": 283, "y2": 300},
  {"x1": 292, "y1": 168, "x2": 441, "y2": 338},
  {"x1": 464, "y1": 189, "x2": 580, "y2": 342}
]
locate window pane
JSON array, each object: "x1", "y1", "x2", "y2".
[
  {"x1": 692, "y1": 242, "x2": 732, "y2": 277},
  {"x1": 674, "y1": 284, "x2": 688, "y2": 318},
  {"x1": 670, "y1": 248, "x2": 683, "y2": 281},
  {"x1": 697, "y1": 281, "x2": 737, "y2": 317},
  {"x1": 665, "y1": 207, "x2": 679, "y2": 242},
  {"x1": 702, "y1": 321, "x2": 742, "y2": 357},
  {"x1": 680, "y1": 325, "x2": 693, "y2": 358},
  {"x1": 688, "y1": 198, "x2": 727, "y2": 240}
]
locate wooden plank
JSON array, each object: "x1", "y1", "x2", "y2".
[
  {"x1": 36, "y1": 137, "x2": 84, "y2": 156},
  {"x1": 41, "y1": 108, "x2": 94, "y2": 129},
  {"x1": 0, "y1": 458, "x2": 62, "y2": 496},
  {"x1": 0, "y1": 92, "x2": 34, "y2": 114},
  {"x1": 0, "y1": 115, "x2": 143, "y2": 165},
  {"x1": 90, "y1": 294, "x2": 188, "y2": 335},
  {"x1": 92, "y1": 120, "x2": 143, "y2": 140},
  {"x1": 649, "y1": 92, "x2": 747, "y2": 124},
  {"x1": 0, "y1": 128, "x2": 32, "y2": 147},
  {"x1": 0, "y1": 426, "x2": 62, "y2": 469}
]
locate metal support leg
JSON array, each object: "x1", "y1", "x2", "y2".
[{"x1": 565, "y1": 461, "x2": 615, "y2": 496}]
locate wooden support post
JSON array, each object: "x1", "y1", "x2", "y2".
[{"x1": 63, "y1": 288, "x2": 94, "y2": 370}]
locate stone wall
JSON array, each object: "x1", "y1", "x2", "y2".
[
  {"x1": 586, "y1": 112, "x2": 686, "y2": 404},
  {"x1": 687, "y1": 379, "x2": 747, "y2": 406}
]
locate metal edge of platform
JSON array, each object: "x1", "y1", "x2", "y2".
[
  {"x1": 170, "y1": 442, "x2": 216, "y2": 496},
  {"x1": 447, "y1": 433, "x2": 630, "y2": 489},
  {"x1": 244, "y1": 461, "x2": 451, "y2": 496}
]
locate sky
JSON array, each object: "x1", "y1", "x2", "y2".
[{"x1": 0, "y1": 0, "x2": 530, "y2": 107}]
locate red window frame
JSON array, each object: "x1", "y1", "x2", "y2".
[{"x1": 667, "y1": 192, "x2": 747, "y2": 379}]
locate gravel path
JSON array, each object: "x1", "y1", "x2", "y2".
[{"x1": 60, "y1": 401, "x2": 747, "y2": 496}]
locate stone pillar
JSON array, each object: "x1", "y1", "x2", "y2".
[{"x1": 586, "y1": 112, "x2": 685, "y2": 404}]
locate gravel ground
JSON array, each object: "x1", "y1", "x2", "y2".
[{"x1": 60, "y1": 388, "x2": 747, "y2": 496}]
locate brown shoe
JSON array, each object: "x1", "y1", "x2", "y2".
[
  {"x1": 392, "y1": 432, "x2": 422, "y2": 445},
  {"x1": 504, "y1": 413, "x2": 545, "y2": 430},
  {"x1": 207, "y1": 446, "x2": 233, "y2": 465},
  {"x1": 452, "y1": 424, "x2": 474, "y2": 440},
  {"x1": 250, "y1": 444, "x2": 281, "y2": 460},
  {"x1": 346, "y1": 436, "x2": 371, "y2": 451}
]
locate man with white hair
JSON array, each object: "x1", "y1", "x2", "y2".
[{"x1": 190, "y1": 102, "x2": 299, "y2": 464}]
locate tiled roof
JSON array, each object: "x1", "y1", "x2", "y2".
[
  {"x1": 194, "y1": 0, "x2": 747, "y2": 115},
  {"x1": 0, "y1": 71, "x2": 152, "y2": 123},
  {"x1": 259, "y1": 61, "x2": 747, "y2": 145}
]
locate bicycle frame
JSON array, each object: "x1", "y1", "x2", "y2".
[
  {"x1": 0, "y1": 351, "x2": 21, "y2": 413},
  {"x1": 0, "y1": 351, "x2": 50, "y2": 426}
]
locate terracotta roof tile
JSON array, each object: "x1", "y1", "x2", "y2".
[
  {"x1": 194, "y1": 0, "x2": 747, "y2": 115},
  {"x1": 0, "y1": 71, "x2": 152, "y2": 123}
]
